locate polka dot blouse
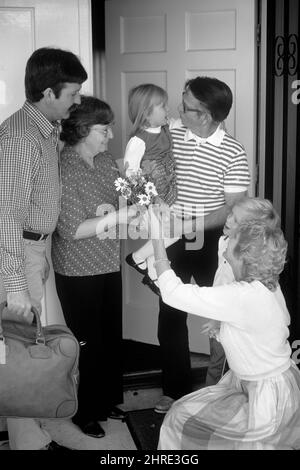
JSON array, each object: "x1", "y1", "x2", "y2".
[{"x1": 52, "y1": 147, "x2": 121, "y2": 276}]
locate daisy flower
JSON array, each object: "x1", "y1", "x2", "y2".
[
  {"x1": 137, "y1": 194, "x2": 151, "y2": 206},
  {"x1": 145, "y1": 182, "x2": 158, "y2": 196},
  {"x1": 114, "y1": 177, "x2": 128, "y2": 191}
]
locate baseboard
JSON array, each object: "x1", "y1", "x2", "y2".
[{"x1": 124, "y1": 366, "x2": 208, "y2": 390}]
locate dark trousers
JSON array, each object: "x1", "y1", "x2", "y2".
[
  {"x1": 55, "y1": 271, "x2": 123, "y2": 426},
  {"x1": 158, "y1": 227, "x2": 222, "y2": 399}
]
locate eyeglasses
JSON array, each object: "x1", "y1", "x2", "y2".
[
  {"x1": 181, "y1": 93, "x2": 207, "y2": 116},
  {"x1": 91, "y1": 125, "x2": 112, "y2": 137}
]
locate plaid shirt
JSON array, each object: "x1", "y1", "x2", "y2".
[{"x1": 0, "y1": 101, "x2": 60, "y2": 293}]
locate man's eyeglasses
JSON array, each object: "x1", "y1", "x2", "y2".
[{"x1": 181, "y1": 93, "x2": 207, "y2": 116}]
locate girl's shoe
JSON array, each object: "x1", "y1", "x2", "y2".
[
  {"x1": 142, "y1": 274, "x2": 160, "y2": 296},
  {"x1": 125, "y1": 253, "x2": 147, "y2": 275}
]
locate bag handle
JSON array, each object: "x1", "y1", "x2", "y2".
[{"x1": 0, "y1": 301, "x2": 45, "y2": 344}]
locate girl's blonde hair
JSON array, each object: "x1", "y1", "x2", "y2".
[{"x1": 128, "y1": 84, "x2": 168, "y2": 136}]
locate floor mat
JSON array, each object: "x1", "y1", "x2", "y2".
[{"x1": 126, "y1": 408, "x2": 165, "y2": 450}]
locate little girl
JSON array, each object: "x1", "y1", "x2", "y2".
[
  {"x1": 124, "y1": 84, "x2": 180, "y2": 293},
  {"x1": 124, "y1": 83, "x2": 177, "y2": 205}
]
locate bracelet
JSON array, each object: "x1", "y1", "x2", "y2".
[{"x1": 153, "y1": 258, "x2": 171, "y2": 269}]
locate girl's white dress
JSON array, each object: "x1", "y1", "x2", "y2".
[{"x1": 157, "y1": 269, "x2": 300, "y2": 450}]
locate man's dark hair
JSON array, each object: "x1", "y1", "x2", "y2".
[
  {"x1": 25, "y1": 47, "x2": 88, "y2": 102},
  {"x1": 185, "y1": 76, "x2": 233, "y2": 122},
  {"x1": 60, "y1": 95, "x2": 114, "y2": 146}
]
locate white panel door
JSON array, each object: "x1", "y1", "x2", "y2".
[
  {"x1": 0, "y1": 0, "x2": 93, "y2": 325},
  {"x1": 105, "y1": 0, "x2": 257, "y2": 352}
]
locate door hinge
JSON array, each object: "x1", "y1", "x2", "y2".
[{"x1": 256, "y1": 23, "x2": 261, "y2": 46}]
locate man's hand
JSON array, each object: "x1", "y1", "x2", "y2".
[{"x1": 6, "y1": 290, "x2": 32, "y2": 319}]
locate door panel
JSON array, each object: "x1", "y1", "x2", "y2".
[
  {"x1": 0, "y1": 0, "x2": 93, "y2": 122},
  {"x1": 105, "y1": 0, "x2": 257, "y2": 352},
  {"x1": 0, "y1": 8, "x2": 33, "y2": 121},
  {"x1": 0, "y1": 0, "x2": 93, "y2": 325}
]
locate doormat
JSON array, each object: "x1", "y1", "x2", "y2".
[{"x1": 126, "y1": 408, "x2": 165, "y2": 450}]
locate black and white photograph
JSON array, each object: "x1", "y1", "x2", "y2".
[{"x1": 0, "y1": 0, "x2": 299, "y2": 454}]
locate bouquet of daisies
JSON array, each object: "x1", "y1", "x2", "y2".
[{"x1": 114, "y1": 162, "x2": 158, "y2": 206}]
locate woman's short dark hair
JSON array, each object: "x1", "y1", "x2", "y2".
[
  {"x1": 60, "y1": 95, "x2": 114, "y2": 146},
  {"x1": 185, "y1": 76, "x2": 233, "y2": 122},
  {"x1": 25, "y1": 47, "x2": 88, "y2": 102}
]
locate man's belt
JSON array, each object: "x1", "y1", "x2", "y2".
[{"x1": 23, "y1": 230, "x2": 49, "y2": 241}]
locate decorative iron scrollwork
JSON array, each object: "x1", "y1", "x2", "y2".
[
  {"x1": 274, "y1": 35, "x2": 285, "y2": 77},
  {"x1": 274, "y1": 33, "x2": 298, "y2": 77},
  {"x1": 287, "y1": 34, "x2": 298, "y2": 76}
]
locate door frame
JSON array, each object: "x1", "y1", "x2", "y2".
[{"x1": 258, "y1": 0, "x2": 300, "y2": 340}]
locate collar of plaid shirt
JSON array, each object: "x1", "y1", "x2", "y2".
[{"x1": 23, "y1": 101, "x2": 60, "y2": 141}]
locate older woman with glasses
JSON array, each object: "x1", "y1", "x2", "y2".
[{"x1": 51, "y1": 96, "x2": 136, "y2": 439}]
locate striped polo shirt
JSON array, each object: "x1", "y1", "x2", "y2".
[{"x1": 169, "y1": 119, "x2": 250, "y2": 217}]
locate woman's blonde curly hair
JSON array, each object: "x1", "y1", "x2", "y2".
[{"x1": 233, "y1": 221, "x2": 288, "y2": 291}]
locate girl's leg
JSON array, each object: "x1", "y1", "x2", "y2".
[
  {"x1": 133, "y1": 236, "x2": 178, "y2": 281},
  {"x1": 146, "y1": 255, "x2": 156, "y2": 280},
  {"x1": 132, "y1": 240, "x2": 153, "y2": 267},
  {"x1": 131, "y1": 211, "x2": 186, "y2": 277},
  {"x1": 146, "y1": 212, "x2": 197, "y2": 281},
  {"x1": 147, "y1": 236, "x2": 179, "y2": 280}
]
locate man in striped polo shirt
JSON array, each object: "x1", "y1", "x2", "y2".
[
  {"x1": 155, "y1": 76, "x2": 250, "y2": 414},
  {"x1": 0, "y1": 48, "x2": 87, "y2": 450}
]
